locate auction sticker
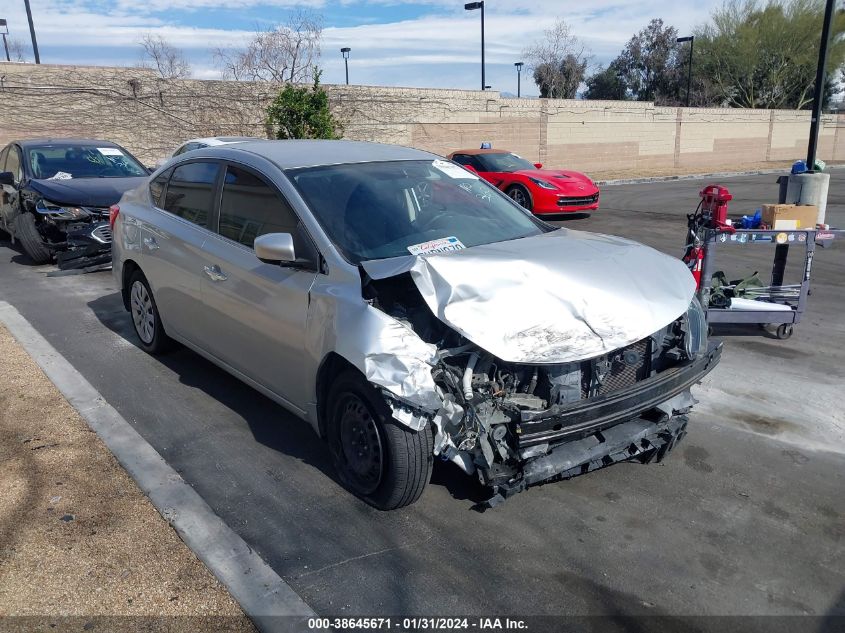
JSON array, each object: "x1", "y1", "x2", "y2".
[
  {"x1": 407, "y1": 236, "x2": 466, "y2": 255},
  {"x1": 98, "y1": 147, "x2": 124, "y2": 156},
  {"x1": 432, "y1": 159, "x2": 478, "y2": 179}
]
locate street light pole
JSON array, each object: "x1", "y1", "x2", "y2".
[
  {"x1": 23, "y1": 0, "x2": 40, "y2": 64},
  {"x1": 0, "y1": 19, "x2": 10, "y2": 62},
  {"x1": 806, "y1": 0, "x2": 836, "y2": 172},
  {"x1": 514, "y1": 62, "x2": 523, "y2": 98},
  {"x1": 340, "y1": 47, "x2": 351, "y2": 85},
  {"x1": 464, "y1": 2, "x2": 485, "y2": 91},
  {"x1": 677, "y1": 36, "x2": 694, "y2": 107}
]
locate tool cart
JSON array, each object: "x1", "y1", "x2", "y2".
[{"x1": 683, "y1": 185, "x2": 843, "y2": 340}]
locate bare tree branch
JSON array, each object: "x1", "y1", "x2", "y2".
[
  {"x1": 212, "y1": 9, "x2": 323, "y2": 84},
  {"x1": 138, "y1": 34, "x2": 191, "y2": 80}
]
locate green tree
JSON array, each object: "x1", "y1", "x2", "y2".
[
  {"x1": 614, "y1": 18, "x2": 686, "y2": 103},
  {"x1": 266, "y1": 69, "x2": 343, "y2": 140},
  {"x1": 694, "y1": 0, "x2": 845, "y2": 109},
  {"x1": 524, "y1": 19, "x2": 590, "y2": 98},
  {"x1": 583, "y1": 61, "x2": 628, "y2": 100}
]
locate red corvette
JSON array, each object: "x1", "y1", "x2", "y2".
[{"x1": 447, "y1": 149, "x2": 599, "y2": 216}]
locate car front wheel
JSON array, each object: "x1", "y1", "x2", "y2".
[
  {"x1": 506, "y1": 184, "x2": 533, "y2": 211},
  {"x1": 14, "y1": 213, "x2": 52, "y2": 264},
  {"x1": 327, "y1": 370, "x2": 433, "y2": 510},
  {"x1": 128, "y1": 270, "x2": 173, "y2": 354}
]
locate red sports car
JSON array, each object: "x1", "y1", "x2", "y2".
[{"x1": 447, "y1": 149, "x2": 599, "y2": 216}]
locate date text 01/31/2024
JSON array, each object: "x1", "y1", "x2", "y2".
[{"x1": 307, "y1": 617, "x2": 528, "y2": 630}]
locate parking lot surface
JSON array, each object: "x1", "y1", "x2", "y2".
[{"x1": 1, "y1": 173, "x2": 843, "y2": 620}]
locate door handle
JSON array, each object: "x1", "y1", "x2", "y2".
[
  {"x1": 203, "y1": 264, "x2": 228, "y2": 282},
  {"x1": 143, "y1": 236, "x2": 159, "y2": 251}
]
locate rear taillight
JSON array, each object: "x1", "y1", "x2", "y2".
[{"x1": 109, "y1": 204, "x2": 120, "y2": 230}]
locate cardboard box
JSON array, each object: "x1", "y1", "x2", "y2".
[{"x1": 761, "y1": 204, "x2": 818, "y2": 229}]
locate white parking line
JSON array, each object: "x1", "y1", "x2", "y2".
[{"x1": 0, "y1": 300, "x2": 316, "y2": 632}]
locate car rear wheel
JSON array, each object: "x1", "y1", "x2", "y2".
[
  {"x1": 327, "y1": 370, "x2": 433, "y2": 510},
  {"x1": 128, "y1": 270, "x2": 173, "y2": 354},
  {"x1": 14, "y1": 213, "x2": 52, "y2": 264},
  {"x1": 506, "y1": 185, "x2": 533, "y2": 211}
]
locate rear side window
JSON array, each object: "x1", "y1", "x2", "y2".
[
  {"x1": 163, "y1": 162, "x2": 219, "y2": 228},
  {"x1": 219, "y1": 165, "x2": 298, "y2": 247},
  {"x1": 149, "y1": 168, "x2": 172, "y2": 208},
  {"x1": 0, "y1": 147, "x2": 8, "y2": 172}
]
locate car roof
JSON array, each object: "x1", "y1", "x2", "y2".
[
  {"x1": 13, "y1": 138, "x2": 124, "y2": 150},
  {"x1": 449, "y1": 149, "x2": 512, "y2": 155},
  {"x1": 186, "y1": 136, "x2": 258, "y2": 146},
  {"x1": 199, "y1": 139, "x2": 441, "y2": 169}
]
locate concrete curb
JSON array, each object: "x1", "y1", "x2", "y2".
[
  {"x1": 596, "y1": 165, "x2": 845, "y2": 187},
  {"x1": 0, "y1": 301, "x2": 315, "y2": 633}
]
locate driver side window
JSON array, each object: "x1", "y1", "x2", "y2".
[
  {"x1": 5, "y1": 147, "x2": 22, "y2": 184},
  {"x1": 452, "y1": 154, "x2": 484, "y2": 171}
]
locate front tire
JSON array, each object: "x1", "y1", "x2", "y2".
[
  {"x1": 506, "y1": 184, "x2": 533, "y2": 211},
  {"x1": 128, "y1": 270, "x2": 173, "y2": 354},
  {"x1": 327, "y1": 370, "x2": 433, "y2": 510},
  {"x1": 14, "y1": 213, "x2": 52, "y2": 264}
]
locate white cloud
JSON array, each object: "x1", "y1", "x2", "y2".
[{"x1": 3, "y1": 0, "x2": 723, "y2": 94}]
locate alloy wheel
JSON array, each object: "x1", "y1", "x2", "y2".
[
  {"x1": 509, "y1": 188, "x2": 529, "y2": 208},
  {"x1": 130, "y1": 280, "x2": 156, "y2": 345}
]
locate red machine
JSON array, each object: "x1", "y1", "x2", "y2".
[
  {"x1": 684, "y1": 184, "x2": 735, "y2": 289},
  {"x1": 699, "y1": 184, "x2": 735, "y2": 233}
]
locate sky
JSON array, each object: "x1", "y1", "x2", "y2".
[{"x1": 1, "y1": 0, "x2": 724, "y2": 95}]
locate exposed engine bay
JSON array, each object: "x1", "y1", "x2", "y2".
[{"x1": 362, "y1": 269, "x2": 720, "y2": 507}]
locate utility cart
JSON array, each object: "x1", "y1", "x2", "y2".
[
  {"x1": 696, "y1": 227, "x2": 843, "y2": 339},
  {"x1": 683, "y1": 184, "x2": 843, "y2": 340}
]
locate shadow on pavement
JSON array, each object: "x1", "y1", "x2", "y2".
[{"x1": 85, "y1": 292, "x2": 338, "y2": 486}]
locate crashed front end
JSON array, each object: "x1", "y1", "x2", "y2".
[
  {"x1": 354, "y1": 229, "x2": 721, "y2": 506},
  {"x1": 34, "y1": 201, "x2": 113, "y2": 270}
]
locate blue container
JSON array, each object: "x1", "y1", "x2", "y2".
[{"x1": 792, "y1": 160, "x2": 808, "y2": 174}]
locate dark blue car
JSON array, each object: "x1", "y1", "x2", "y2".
[{"x1": 0, "y1": 138, "x2": 149, "y2": 268}]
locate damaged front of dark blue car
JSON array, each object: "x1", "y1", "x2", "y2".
[{"x1": 0, "y1": 139, "x2": 149, "y2": 270}]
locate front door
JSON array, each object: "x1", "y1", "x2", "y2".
[
  {"x1": 0, "y1": 145, "x2": 24, "y2": 231},
  {"x1": 198, "y1": 164, "x2": 318, "y2": 410}
]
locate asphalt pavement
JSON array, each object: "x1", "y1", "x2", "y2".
[{"x1": 0, "y1": 173, "x2": 843, "y2": 623}]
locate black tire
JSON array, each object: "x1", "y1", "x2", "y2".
[
  {"x1": 327, "y1": 370, "x2": 433, "y2": 510},
  {"x1": 506, "y1": 184, "x2": 533, "y2": 211},
  {"x1": 127, "y1": 270, "x2": 173, "y2": 354},
  {"x1": 776, "y1": 324, "x2": 794, "y2": 340},
  {"x1": 14, "y1": 212, "x2": 52, "y2": 264}
]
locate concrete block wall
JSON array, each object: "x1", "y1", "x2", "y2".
[{"x1": 1, "y1": 62, "x2": 842, "y2": 174}]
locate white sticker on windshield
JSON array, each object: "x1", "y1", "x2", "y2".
[
  {"x1": 432, "y1": 159, "x2": 478, "y2": 180},
  {"x1": 49, "y1": 171, "x2": 73, "y2": 180},
  {"x1": 407, "y1": 236, "x2": 466, "y2": 256},
  {"x1": 98, "y1": 147, "x2": 124, "y2": 156}
]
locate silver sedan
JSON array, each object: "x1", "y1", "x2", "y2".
[{"x1": 112, "y1": 140, "x2": 719, "y2": 509}]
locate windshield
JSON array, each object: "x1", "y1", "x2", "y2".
[
  {"x1": 477, "y1": 152, "x2": 535, "y2": 173},
  {"x1": 26, "y1": 145, "x2": 148, "y2": 180},
  {"x1": 288, "y1": 159, "x2": 549, "y2": 264}
]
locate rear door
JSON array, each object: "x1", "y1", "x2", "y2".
[
  {"x1": 139, "y1": 160, "x2": 221, "y2": 342},
  {"x1": 198, "y1": 163, "x2": 319, "y2": 408}
]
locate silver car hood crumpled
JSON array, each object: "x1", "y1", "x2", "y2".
[{"x1": 362, "y1": 228, "x2": 696, "y2": 364}]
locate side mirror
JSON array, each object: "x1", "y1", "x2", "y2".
[
  {"x1": 254, "y1": 232, "x2": 296, "y2": 264},
  {"x1": 0, "y1": 172, "x2": 15, "y2": 187},
  {"x1": 463, "y1": 165, "x2": 478, "y2": 175},
  {"x1": 534, "y1": 163, "x2": 543, "y2": 169}
]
